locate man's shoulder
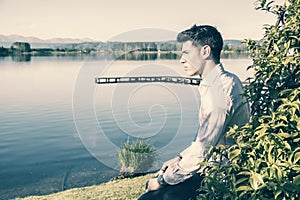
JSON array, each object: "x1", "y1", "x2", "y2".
[
  {"x1": 219, "y1": 69, "x2": 244, "y2": 94},
  {"x1": 222, "y1": 69, "x2": 242, "y2": 83}
]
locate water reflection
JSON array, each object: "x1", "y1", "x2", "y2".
[
  {"x1": 159, "y1": 52, "x2": 179, "y2": 60},
  {"x1": 0, "y1": 52, "x2": 249, "y2": 62},
  {"x1": 221, "y1": 52, "x2": 249, "y2": 59},
  {"x1": 11, "y1": 54, "x2": 31, "y2": 62}
]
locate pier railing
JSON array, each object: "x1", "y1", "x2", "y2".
[{"x1": 95, "y1": 76, "x2": 202, "y2": 86}]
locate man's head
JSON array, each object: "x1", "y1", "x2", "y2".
[{"x1": 177, "y1": 25, "x2": 223, "y2": 64}]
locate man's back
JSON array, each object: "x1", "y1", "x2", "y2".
[{"x1": 196, "y1": 63, "x2": 250, "y2": 147}]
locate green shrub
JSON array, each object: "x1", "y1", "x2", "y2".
[
  {"x1": 197, "y1": 0, "x2": 300, "y2": 199},
  {"x1": 117, "y1": 139, "x2": 156, "y2": 177}
]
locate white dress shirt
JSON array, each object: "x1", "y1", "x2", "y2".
[{"x1": 163, "y1": 63, "x2": 250, "y2": 185}]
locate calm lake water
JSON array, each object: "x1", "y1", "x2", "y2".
[{"x1": 0, "y1": 54, "x2": 252, "y2": 199}]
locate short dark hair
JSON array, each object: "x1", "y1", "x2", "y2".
[{"x1": 177, "y1": 25, "x2": 223, "y2": 63}]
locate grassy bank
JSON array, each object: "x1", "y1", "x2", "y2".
[{"x1": 16, "y1": 174, "x2": 153, "y2": 200}]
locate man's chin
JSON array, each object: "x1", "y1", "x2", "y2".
[{"x1": 187, "y1": 72, "x2": 199, "y2": 77}]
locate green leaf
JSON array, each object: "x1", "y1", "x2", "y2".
[
  {"x1": 278, "y1": 115, "x2": 288, "y2": 122},
  {"x1": 273, "y1": 122, "x2": 288, "y2": 129},
  {"x1": 275, "y1": 167, "x2": 283, "y2": 180},
  {"x1": 256, "y1": 127, "x2": 268, "y2": 140},
  {"x1": 289, "y1": 36, "x2": 299, "y2": 40},
  {"x1": 278, "y1": 162, "x2": 290, "y2": 168},
  {"x1": 237, "y1": 171, "x2": 251, "y2": 176},
  {"x1": 228, "y1": 149, "x2": 241, "y2": 160},
  {"x1": 294, "y1": 174, "x2": 300, "y2": 185},
  {"x1": 292, "y1": 166, "x2": 300, "y2": 171},
  {"x1": 236, "y1": 185, "x2": 253, "y2": 192},
  {"x1": 293, "y1": 138, "x2": 300, "y2": 143},
  {"x1": 293, "y1": 152, "x2": 300, "y2": 164},
  {"x1": 252, "y1": 173, "x2": 264, "y2": 184},
  {"x1": 275, "y1": 132, "x2": 291, "y2": 139},
  {"x1": 197, "y1": 194, "x2": 207, "y2": 200},
  {"x1": 250, "y1": 177, "x2": 258, "y2": 190},
  {"x1": 274, "y1": 190, "x2": 283, "y2": 199},
  {"x1": 248, "y1": 157, "x2": 255, "y2": 166},
  {"x1": 284, "y1": 141, "x2": 291, "y2": 151},
  {"x1": 268, "y1": 145, "x2": 275, "y2": 163}
]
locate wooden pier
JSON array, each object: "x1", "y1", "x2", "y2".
[{"x1": 95, "y1": 76, "x2": 201, "y2": 86}]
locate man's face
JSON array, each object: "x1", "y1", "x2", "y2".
[{"x1": 179, "y1": 40, "x2": 204, "y2": 77}]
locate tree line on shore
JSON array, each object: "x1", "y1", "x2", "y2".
[{"x1": 0, "y1": 40, "x2": 248, "y2": 57}]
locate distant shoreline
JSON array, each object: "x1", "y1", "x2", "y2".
[
  {"x1": 1, "y1": 50, "x2": 249, "y2": 57},
  {"x1": 1, "y1": 40, "x2": 248, "y2": 58}
]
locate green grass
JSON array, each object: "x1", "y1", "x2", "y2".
[
  {"x1": 118, "y1": 139, "x2": 156, "y2": 175},
  {"x1": 16, "y1": 173, "x2": 154, "y2": 200}
]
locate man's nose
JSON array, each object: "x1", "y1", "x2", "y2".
[{"x1": 180, "y1": 56, "x2": 185, "y2": 63}]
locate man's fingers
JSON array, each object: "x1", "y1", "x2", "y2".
[{"x1": 154, "y1": 170, "x2": 162, "y2": 177}]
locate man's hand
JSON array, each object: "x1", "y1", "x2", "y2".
[
  {"x1": 155, "y1": 169, "x2": 164, "y2": 177},
  {"x1": 147, "y1": 156, "x2": 181, "y2": 191},
  {"x1": 146, "y1": 178, "x2": 160, "y2": 192},
  {"x1": 156, "y1": 156, "x2": 181, "y2": 177}
]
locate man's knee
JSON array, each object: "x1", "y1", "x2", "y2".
[{"x1": 138, "y1": 190, "x2": 159, "y2": 200}]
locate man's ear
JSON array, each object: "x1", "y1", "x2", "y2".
[{"x1": 202, "y1": 45, "x2": 211, "y2": 59}]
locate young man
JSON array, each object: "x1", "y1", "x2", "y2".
[{"x1": 138, "y1": 25, "x2": 250, "y2": 200}]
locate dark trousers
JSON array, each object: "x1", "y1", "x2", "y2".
[{"x1": 138, "y1": 174, "x2": 203, "y2": 200}]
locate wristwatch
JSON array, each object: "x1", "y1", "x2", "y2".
[{"x1": 157, "y1": 174, "x2": 168, "y2": 186}]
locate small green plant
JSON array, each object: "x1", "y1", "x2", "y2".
[{"x1": 117, "y1": 139, "x2": 156, "y2": 177}]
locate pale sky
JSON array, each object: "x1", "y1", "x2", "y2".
[{"x1": 0, "y1": 0, "x2": 281, "y2": 41}]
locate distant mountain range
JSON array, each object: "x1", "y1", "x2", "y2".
[
  {"x1": 0, "y1": 34, "x2": 244, "y2": 49},
  {"x1": 0, "y1": 34, "x2": 96, "y2": 44}
]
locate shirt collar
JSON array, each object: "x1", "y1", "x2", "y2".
[{"x1": 200, "y1": 63, "x2": 224, "y2": 87}]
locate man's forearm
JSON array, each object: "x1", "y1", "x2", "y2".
[{"x1": 162, "y1": 161, "x2": 196, "y2": 185}]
